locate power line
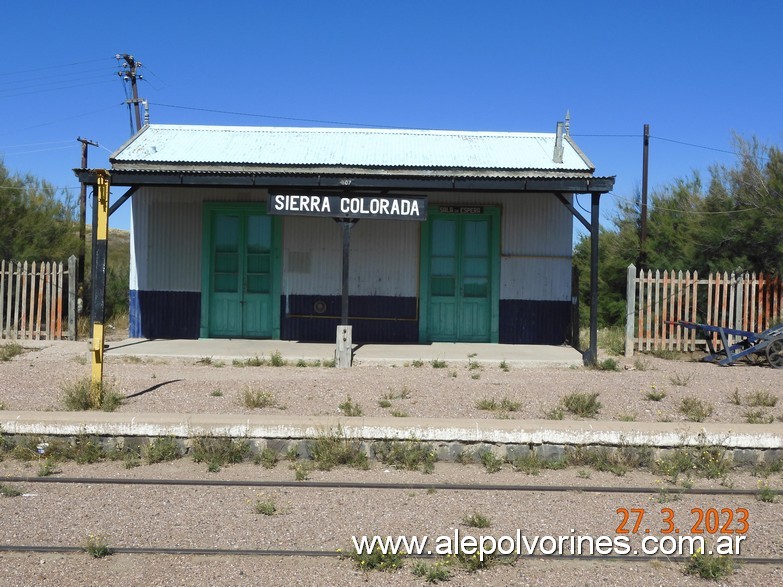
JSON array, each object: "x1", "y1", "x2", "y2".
[
  {"x1": 606, "y1": 191, "x2": 758, "y2": 216},
  {"x1": 0, "y1": 73, "x2": 113, "y2": 93},
  {"x1": 150, "y1": 102, "x2": 405, "y2": 129},
  {"x1": 0, "y1": 66, "x2": 118, "y2": 88},
  {"x1": 0, "y1": 140, "x2": 73, "y2": 149},
  {"x1": 651, "y1": 135, "x2": 736, "y2": 155},
  {"x1": 0, "y1": 57, "x2": 114, "y2": 77},
  {"x1": 0, "y1": 79, "x2": 115, "y2": 99},
  {"x1": 0, "y1": 104, "x2": 119, "y2": 138},
  {"x1": 1, "y1": 145, "x2": 75, "y2": 156}
]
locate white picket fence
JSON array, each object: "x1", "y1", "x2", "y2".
[
  {"x1": 625, "y1": 264, "x2": 783, "y2": 356},
  {"x1": 0, "y1": 256, "x2": 77, "y2": 341}
]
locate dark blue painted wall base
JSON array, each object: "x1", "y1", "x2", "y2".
[
  {"x1": 282, "y1": 295, "x2": 419, "y2": 343},
  {"x1": 129, "y1": 291, "x2": 572, "y2": 345},
  {"x1": 500, "y1": 299, "x2": 571, "y2": 345},
  {"x1": 129, "y1": 290, "x2": 200, "y2": 339}
]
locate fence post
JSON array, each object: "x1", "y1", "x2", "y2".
[
  {"x1": 68, "y1": 255, "x2": 77, "y2": 341},
  {"x1": 625, "y1": 264, "x2": 636, "y2": 357},
  {"x1": 735, "y1": 272, "x2": 744, "y2": 339},
  {"x1": 0, "y1": 259, "x2": 5, "y2": 338}
]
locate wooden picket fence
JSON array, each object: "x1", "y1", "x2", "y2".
[
  {"x1": 624, "y1": 264, "x2": 783, "y2": 356},
  {"x1": 0, "y1": 256, "x2": 77, "y2": 341}
]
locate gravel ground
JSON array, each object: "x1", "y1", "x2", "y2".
[
  {"x1": 0, "y1": 341, "x2": 782, "y2": 424},
  {"x1": 1, "y1": 339, "x2": 783, "y2": 585},
  {"x1": 0, "y1": 460, "x2": 782, "y2": 586}
]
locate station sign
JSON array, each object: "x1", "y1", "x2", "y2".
[{"x1": 268, "y1": 193, "x2": 428, "y2": 221}]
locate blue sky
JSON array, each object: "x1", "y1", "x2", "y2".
[{"x1": 1, "y1": 1, "x2": 779, "y2": 236}]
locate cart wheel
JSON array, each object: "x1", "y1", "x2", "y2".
[{"x1": 766, "y1": 339, "x2": 783, "y2": 369}]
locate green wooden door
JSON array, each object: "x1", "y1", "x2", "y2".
[
  {"x1": 424, "y1": 212, "x2": 497, "y2": 342},
  {"x1": 206, "y1": 209, "x2": 274, "y2": 338}
]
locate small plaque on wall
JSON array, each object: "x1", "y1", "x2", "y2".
[{"x1": 438, "y1": 206, "x2": 484, "y2": 214}]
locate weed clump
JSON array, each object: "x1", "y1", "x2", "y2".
[
  {"x1": 338, "y1": 396, "x2": 363, "y2": 417},
  {"x1": 347, "y1": 545, "x2": 404, "y2": 572},
  {"x1": 62, "y1": 377, "x2": 123, "y2": 412},
  {"x1": 0, "y1": 342, "x2": 23, "y2": 362},
  {"x1": 83, "y1": 534, "x2": 112, "y2": 558},
  {"x1": 561, "y1": 392, "x2": 602, "y2": 418},
  {"x1": 240, "y1": 389, "x2": 278, "y2": 409},
  {"x1": 191, "y1": 436, "x2": 250, "y2": 472},
  {"x1": 143, "y1": 437, "x2": 182, "y2": 465},
  {"x1": 683, "y1": 550, "x2": 734, "y2": 580},
  {"x1": 374, "y1": 438, "x2": 437, "y2": 474},
  {"x1": 679, "y1": 398, "x2": 713, "y2": 422},
  {"x1": 308, "y1": 427, "x2": 368, "y2": 471}
]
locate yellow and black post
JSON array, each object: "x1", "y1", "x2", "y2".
[{"x1": 90, "y1": 170, "x2": 110, "y2": 405}]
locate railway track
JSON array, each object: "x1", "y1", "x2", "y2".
[
  {"x1": 0, "y1": 544, "x2": 780, "y2": 565},
  {"x1": 1, "y1": 475, "x2": 778, "y2": 496}
]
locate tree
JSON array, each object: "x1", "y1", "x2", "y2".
[
  {"x1": 574, "y1": 136, "x2": 783, "y2": 327},
  {"x1": 0, "y1": 160, "x2": 78, "y2": 261}
]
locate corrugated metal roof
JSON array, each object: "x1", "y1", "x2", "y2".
[{"x1": 111, "y1": 124, "x2": 594, "y2": 173}]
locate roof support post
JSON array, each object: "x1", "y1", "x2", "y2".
[
  {"x1": 91, "y1": 170, "x2": 111, "y2": 403},
  {"x1": 585, "y1": 193, "x2": 601, "y2": 366}
]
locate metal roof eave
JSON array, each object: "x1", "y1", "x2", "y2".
[{"x1": 75, "y1": 168, "x2": 615, "y2": 194}]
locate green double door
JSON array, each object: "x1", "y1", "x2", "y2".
[
  {"x1": 420, "y1": 210, "x2": 500, "y2": 342},
  {"x1": 202, "y1": 205, "x2": 280, "y2": 338}
]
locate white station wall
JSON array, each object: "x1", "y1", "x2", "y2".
[{"x1": 131, "y1": 187, "x2": 573, "y2": 303}]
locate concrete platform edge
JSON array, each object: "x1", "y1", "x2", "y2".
[{"x1": 2, "y1": 412, "x2": 782, "y2": 450}]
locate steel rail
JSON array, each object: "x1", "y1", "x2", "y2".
[
  {"x1": 0, "y1": 545, "x2": 780, "y2": 565},
  {"x1": 0, "y1": 475, "x2": 775, "y2": 496}
]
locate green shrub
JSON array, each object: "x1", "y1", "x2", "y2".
[
  {"x1": 338, "y1": 396, "x2": 363, "y2": 417},
  {"x1": 83, "y1": 534, "x2": 112, "y2": 558},
  {"x1": 562, "y1": 392, "x2": 602, "y2": 418},
  {"x1": 0, "y1": 483, "x2": 23, "y2": 497},
  {"x1": 348, "y1": 546, "x2": 404, "y2": 572},
  {"x1": 462, "y1": 512, "x2": 491, "y2": 528},
  {"x1": 191, "y1": 436, "x2": 250, "y2": 471},
  {"x1": 62, "y1": 378, "x2": 123, "y2": 412},
  {"x1": 479, "y1": 451, "x2": 503, "y2": 473},
  {"x1": 596, "y1": 358, "x2": 619, "y2": 371},
  {"x1": 679, "y1": 398, "x2": 713, "y2": 422},
  {"x1": 0, "y1": 342, "x2": 23, "y2": 362},
  {"x1": 143, "y1": 437, "x2": 182, "y2": 465},
  {"x1": 747, "y1": 391, "x2": 778, "y2": 408},
  {"x1": 683, "y1": 551, "x2": 734, "y2": 580},
  {"x1": 744, "y1": 409, "x2": 774, "y2": 424},
  {"x1": 374, "y1": 438, "x2": 437, "y2": 474},
  {"x1": 240, "y1": 389, "x2": 277, "y2": 409},
  {"x1": 254, "y1": 499, "x2": 277, "y2": 516},
  {"x1": 411, "y1": 560, "x2": 451, "y2": 583},
  {"x1": 308, "y1": 427, "x2": 368, "y2": 471},
  {"x1": 256, "y1": 447, "x2": 279, "y2": 469},
  {"x1": 270, "y1": 350, "x2": 287, "y2": 367}
]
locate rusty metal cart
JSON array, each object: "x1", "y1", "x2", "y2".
[{"x1": 668, "y1": 320, "x2": 783, "y2": 368}]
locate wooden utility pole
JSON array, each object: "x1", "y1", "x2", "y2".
[
  {"x1": 117, "y1": 54, "x2": 143, "y2": 133},
  {"x1": 77, "y1": 137, "x2": 98, "y2": 325},
  {"x1": 640, "y1": 123, "x2": 650, "y2": 268}
]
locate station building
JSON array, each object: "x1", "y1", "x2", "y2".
[{"x1": 95, "y1": 124, "x2": 613, "y2": 346}]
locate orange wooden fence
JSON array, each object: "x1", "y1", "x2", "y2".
[
  {"x1": 625, "y1": 264, "x2": 783, "y2": 356},
  {"x1": 0, "y1": 256, "x2": 77, "y2": 341}
]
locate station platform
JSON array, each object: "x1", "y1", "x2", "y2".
[{"x1": 101, "y1": 338, "x2": 584, "y2": 368}]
